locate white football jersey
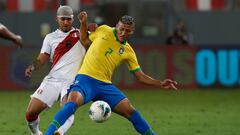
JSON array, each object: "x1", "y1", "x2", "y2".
[{"x1": 40, "y1": 28, "x2": 86, "y2": 80}]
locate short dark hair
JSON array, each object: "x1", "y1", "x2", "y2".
[{"x1": 120, "y1": 15, "x2": 135, "y2": 26}]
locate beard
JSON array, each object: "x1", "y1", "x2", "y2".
[{"x1": 61, "y1": 26, "x2": 71, "y2": 32}]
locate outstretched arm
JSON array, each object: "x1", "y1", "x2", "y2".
[
  {"x1": 134, "y1": 70, "x2": 178, "y2": 90},
  {"x1": 78, "y1": 11, "x2": 91, "y2": 48},
  {"x1": 25, "y1": 53, "x2": 49, "y2": 77},
  {"x1": 0, "y1": 24, "x2": 23, "y2": 48}
]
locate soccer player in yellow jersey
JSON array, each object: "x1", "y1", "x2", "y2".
[{"x1": 46, "y1": 14, "x2": 178, "y2": 135}]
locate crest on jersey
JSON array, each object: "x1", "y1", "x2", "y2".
[{"x1": 118, "y1": 47, "x2": 124, "y2": 55}]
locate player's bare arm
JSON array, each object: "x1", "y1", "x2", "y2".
[
  {"x1": 134, "y1": 70, "x2": 178, "y2": 90},
  {"x1": 78, "y1": 11, "x2": 91, "y2": 48},
  {"x1": 0, "y1": 24, "x2": 23, "y2": 48},
  {"x1": 25, "y1": 53, "x2": 49, "y2": 77}
]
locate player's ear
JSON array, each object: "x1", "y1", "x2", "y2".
[{"x1": 116, "y1": 22, "x2": 119, "y2": 28}]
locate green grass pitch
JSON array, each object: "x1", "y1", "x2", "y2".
[{"x1": 0, "y1": 89, "x2": 240, "y2": 135}]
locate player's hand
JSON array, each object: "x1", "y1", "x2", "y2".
[
  {"x1": 25, "y1": 65, "x2": 35, "y2": 77},
  {"x1": 88, "y1": 23, "x2": 98, "y2": 32},
  {"x1": 13, "y1": 35, "x2": 23, "y2": 48},
  {"x1": 78, "y1": 11, "x2": 87, "y2": 23},
  {"x1": 161, "y1": 79, "x2": 178, "y2": 90}
]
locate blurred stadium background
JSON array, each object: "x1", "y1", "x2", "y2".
[{"x1": 0, "y1": 0, "x2": 239, "y2": 135}]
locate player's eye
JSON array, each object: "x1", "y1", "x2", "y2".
[
  {"x1": 120, "y1": 29, "x2": 133, "y2": 34},
  {"x1": 119, "y1": 28, "x2": 124, "y2": 32},
  {"x1": 66, "y1": 18, "x2": 72, "y2": 21},
  {"x1": 60, "y1": 17, "x2": 72, "y2": 21},
  {"x1": 125, "y1": 29, "x2": 131, "y2": 33}
]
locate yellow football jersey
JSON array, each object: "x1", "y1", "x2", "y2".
[{"x1": 78, "y1": 25, "x2": 140, "y2": 83}]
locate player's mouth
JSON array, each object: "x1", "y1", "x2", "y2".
[
  {"x1": 118, "y1": 36, "x2": 125, "y2": 42},
  {"x1": 62, "y1": 26, "x2": 71, "y2": 32}
]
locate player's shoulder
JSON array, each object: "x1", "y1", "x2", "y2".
[
  {"x1": 98, "y1": 25, "x2": 111, "y2": 29},
  {"x1": 125, "y1": 41, "x2": 131, "y2": 47},
  {"x1": 45, "y1": 29, "x2": 59, "y2": 39},
  {"x1": 97, "y1": 25, "x2": 112, "y2": 32},
  {"x1": 125, "y1": 42, "x2": 135, "y2": 51},
  {"x1": 72, "y1": 27, "x2": 80, "y2": 32}
]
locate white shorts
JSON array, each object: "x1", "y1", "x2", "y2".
[{"x1": 31, "y1": 76, "x2": 74, "y2": 107}]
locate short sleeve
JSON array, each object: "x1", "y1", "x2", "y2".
[
  {"x1": 89, "y1": 25, "x2": 108, "y2": 42},
  {"x1": 125, "y1": 46, "x2": 141, "y2": 73},
  {"x1": 40, "y1": 35, "x2": 51, "y2": 54}
]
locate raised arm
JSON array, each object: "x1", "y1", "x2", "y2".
[
  {"x1": 134, "y1": 70, "x2": 178, "y2": 90},
  {"x1": 0, "y1": 24, "x2": 23, "y2": 48},
  {"x1": 25, "y1": 53, "x2": 49, "y2": 77},
  {"x1": 78, "y1": 11, "x2": 91, "y2": 48}
]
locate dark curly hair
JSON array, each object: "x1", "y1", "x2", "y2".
[{"x1": 120, "y1": 15, "x2": 135, "y2": 26}]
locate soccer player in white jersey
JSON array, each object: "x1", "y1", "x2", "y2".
[
  {"x1": 0, "y1": 23, "x2": 23, "y2": 48},
  {"x1": 24, "y1": 6, "x2": 90, "y2": 135}
]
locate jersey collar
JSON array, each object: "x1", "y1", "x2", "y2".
[{"x1": 113, "y1": 28, "x2": 127, "y2": 46}]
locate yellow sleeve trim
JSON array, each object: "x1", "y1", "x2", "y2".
[{"x1": 130, "y1": 67, "x2": 141, "y2": 74}]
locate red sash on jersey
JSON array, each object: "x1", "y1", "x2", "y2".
[{"x1": 52, "y1": 30, "x2": 79, "y2": 68}]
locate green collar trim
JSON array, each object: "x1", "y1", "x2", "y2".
[{"x1": 113, "y1": 28, "x2": 127, "y2": 46}]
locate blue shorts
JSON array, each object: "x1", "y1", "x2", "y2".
[{"x1": 69, "y1": 74, "x2": 126, "y2": 109}]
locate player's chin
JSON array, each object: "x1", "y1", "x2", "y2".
[
  {"x1": 119, "y1": 37, "x2": 125, "y2": 42},
  {"x1": 62, "y1": 27, "x2": 71, "y2": 32}
]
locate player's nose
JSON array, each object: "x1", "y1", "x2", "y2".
[
  {"x1": 63, "y1": 20, "x2": 69, "y2": 24},
  {"x1": 122, "y1": 30, "x2": 128, "y2": 35}
]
